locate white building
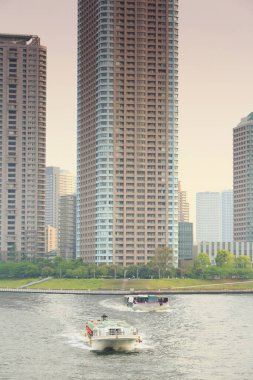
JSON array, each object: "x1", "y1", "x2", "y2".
[
  {"x1": 221, "y1": 190, "x2": 233, "y2": 242},
  {"x1": 196, "y1": 191, "x2": 233, "y2": 242}
]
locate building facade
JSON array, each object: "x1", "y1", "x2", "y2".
[
  {"x1": 45, "y1": 167, "x2": 76, "y2": 257},
  {"x1": 45, "y1": 225, "x2": 58, "y2": 254},
  {"x1": 221, "y1": 190, "x2": 233, "y2": 242},
  {"x1": 77, "y1": 0, "x2": 179, "y2": 265},
  {"x1": 59, "y1": 194, "x2": 76, "y2": 260},
  {"x1": 198, "y1": 241, "x2": 253, "y2": 265},
  {"x1": 178, "y1": 222, "x2": 193, "y2": 261},
  {"x1": 196, "y1": 192, "x2": 221, "y2": 242},
  {"x1": 0, "y1": 34, "x2": 46, "y2": 260},
  {"x1": 178, "y1": 181, "x2": 189, "y2": 222},
  {"x1": 233, "y1": 113, "x2": 253, "y2": 242},
  {"x1": 196, "y1": 191, "x2": 233, "y2": 243},
  {"x1": 46, "y1": 167, "x2": 60, "y2": 229}
]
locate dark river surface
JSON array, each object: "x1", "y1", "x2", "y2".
[{"x1": 0, "y1": 293, "x2": 253, "y2": 380}]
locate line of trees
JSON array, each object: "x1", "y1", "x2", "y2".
[
  {"x1": 190, "y1": 251, "x2": 253, "y2": 279},
  {"x1": 0, "y1": 249, "x2": 252, "y2": 280}
]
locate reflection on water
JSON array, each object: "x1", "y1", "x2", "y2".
[{"x1": 1, "y1": 293, "x2": 253, "y2": 379}]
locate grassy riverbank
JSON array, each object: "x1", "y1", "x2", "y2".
[
  {"x1": 1, "y1": 278, "x2": 253, "y2": 291},
  {"x1": 0, "y1": 278, "x2": 38, "y2": 288},
  {"x1": 30, "y1": 278, "x2": 253, "y2": 291}
]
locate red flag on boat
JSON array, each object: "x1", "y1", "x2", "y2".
[{"x1": 86, "y1": 325, "x2": 93, "y2": 336}]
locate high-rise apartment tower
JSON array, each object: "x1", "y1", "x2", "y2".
[
  {"x1": 77, "y1": 0, "x2": 179, "y2": 265},
  {"x1": 233, "y1": 113, "x2": 253, "y2": 241},
  {"x1": 0, "y1": 34, "x2": 46, "y2": 260}
]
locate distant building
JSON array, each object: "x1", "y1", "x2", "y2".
[
  {"x1": 59, "y1": 170, "x2": 76, "y2": 196},
  {"x1": 178, "y1": 181, "x2": 189, "y2": 222},
  {"x1": 46, "y1": 167, "x2": 60, "y2": 229},
  {"x1": 233, "y1": 113, "x2": 253, "y2": 241},
  {"x1": 196, "y1": 192, "x2": 221, "y2": 242},
  {"x1": 196, "y1": 191, "x2": 233, "y2": 242},
  {"x1": 221, "y1": 190, "x2": 233, "y2": 242},
  {"x1": 46, "y1": 225, "x2": 58, "y2": 254},
  {"x1": 59, "y1": 194, "x2": 76, "y2": 260},
  {"x1": 198, "y1": 241, "x2": 253, "y2": 265},
  {"x1": 45, "y1": 167, "x2": 76, "y2": 258},
  {"x1": 178, "y1": 222, "x2": 193, "y2": 261},
  {"x1": 0, "y1": 34, "x2": 46, "y2": 260}
]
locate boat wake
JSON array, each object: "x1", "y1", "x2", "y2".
[
  {"x1": 99, "y1": 297, "x2": 172, "y2": 313},
  {"x1": 61, "y1": 328, "x2": 88, "y2": 350},
  {"x1": 99, "y1": 297, "x2": 131, "y2": 312}
]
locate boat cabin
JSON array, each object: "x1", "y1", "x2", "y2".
[{"x1": 124, "y1": 294, "x2": 168, "y2": 306}]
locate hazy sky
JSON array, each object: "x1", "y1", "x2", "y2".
[{"x1": 1, "y1": 0, "x2": 253, "y2": 226}]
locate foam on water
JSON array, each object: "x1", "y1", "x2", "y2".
[
  {"x1": 99, "y1": 297, "x2": 173, "y2": 313},
  {"x1": 99, "y1": 297, "x2": 131, "y2": 312},
  {"x1": 61, "y1": 326, "x2": 88, "y2": 350}
]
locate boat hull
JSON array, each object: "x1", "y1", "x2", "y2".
[
  {"x1": 131, "y1": 302, "x2": 169, "y2": 312},
  {"x1": 90, "y1": 336, "x2": 140, "y2": 351}
]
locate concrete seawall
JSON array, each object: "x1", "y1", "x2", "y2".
[{"x1": 1, "y1": 288, "x2": 253, "y2": 295}]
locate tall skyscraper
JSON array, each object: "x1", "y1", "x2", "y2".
[
  {"x1": 77, "y1": 0, "x2": 179, "y2": 265},
  {"x1": 196, "y1": 191, "x2": 233, "y2": 242},
  {"x1": 178, "y1": 181, "x2": 189, "y2": 222},
  {"x1": 0, "y1": 34, "x2": 46, "y2": 260},
  {"x1": 233, "y1": 112, "x2": 253, "y2": 241}
]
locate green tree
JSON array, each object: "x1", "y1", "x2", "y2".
[
  {"x1": 234, "y1": 256, "x2": 252, "y2": 269},
  {"x1": 7, "y1": 243, "x2": 17, "y2": 261},
  {"x1": 41, "y1": 267, "x2": 55, "y2": 277},
  {"x1": 215, "y1": 250, "x2": 235, "y2": 267},
  {"x1": 150, "y1": 247, "x2": 175, "y2": 278},
  {"x1": 191, "y1": 253, "x2": 211, "y2": 278}
]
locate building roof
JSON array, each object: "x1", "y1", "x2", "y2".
[
  {"x1": 247, "y1": 112, "x2": 253, "y2": 121},
  {"x1": 0, "y1": 34, "x2": 40, "y2": 46}
]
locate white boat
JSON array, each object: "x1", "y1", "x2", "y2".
[
  {"x1": 124, "y1": 294, "x2": 169, "y2": 311},
  {"x1": 85, "y1": 314, "x2": 141, "y2": 351}
]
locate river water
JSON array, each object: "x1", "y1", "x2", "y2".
[{"x1": 0, "y1": 293, "x2": 253, "y2": 380}]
